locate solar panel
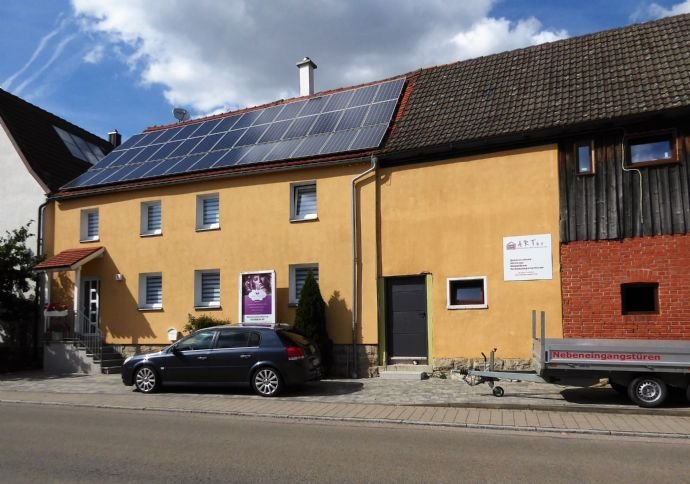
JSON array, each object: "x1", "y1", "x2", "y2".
[{"x1": 64, "y1": 77, "x2": 405, "y2": 189}]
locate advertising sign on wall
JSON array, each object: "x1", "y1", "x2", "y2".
[
  {"x1": 239, "y1": 270, "x2": 276, "y2": 325},
  {"x1": 503, "y1": 234, "x2": 553, "y2": 281}
]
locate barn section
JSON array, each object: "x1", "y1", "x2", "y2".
[{"x1": 559, "y1": 122, "x2": 690, "y2": 339}]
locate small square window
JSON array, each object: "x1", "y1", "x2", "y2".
[
  {"x1": 141, "y1": 201, "x2": 162, "y2": 236},
  {"x1": 290, "y1": 182, "x2": 317, "y2": 221},
  {"x1": 626, "y1": 132, "x2": 677, "y2": 167},
  {"x1": 575, "y1": 141, "x2": 594, "y2": 175},
  {"x1": 289, "y1": 264, "x2": 319, "y2": 305},
  {"x1": 447, "y1": 277, "x2": 487, "y2": 309},
  {"x1": 138, "y1": 273, "x2": 162, "y2": 309},
  {"x1": 80, "y1": 208, "x2": 99, "y2": 242},
  {"x1": 196, "y1": 194, "x2": 220, "y2": 231},
  {"x1": 195, "y1": 269, "x2": 221, "y2": 308},
  {"x1": 621, "y1": 283, "x2": 658, "y2": 315}
]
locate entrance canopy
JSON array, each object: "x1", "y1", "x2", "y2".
[{"x1": 34, "y1": 247, "x2": 104, "y2": 272}]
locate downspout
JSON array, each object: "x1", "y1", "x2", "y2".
[
  {"x1": 351, "y1": 155, "x2": 378, "y2": 378},
  {"x1": 36, "y1": 199, "x2": 49, "y2": 359}
]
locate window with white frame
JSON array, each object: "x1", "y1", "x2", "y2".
[
  {"x1": 195, "y1": 270, "x2": 221, "y2": 308},
  {"x1": 447, "y1": 277, "x2": 488, "y2": 309},
  {"x1": 80, "y1": 208, "x2": 99, "y2": 242},
  {"x1": 290, "y1": 182, "x2": 317, "y2": 221},
  {"x1": 196, "y1": 193, "x2": 220, "y2": 230},
  {"x1": 138, "y1": 273, "x2": 163, "y2": 309},
  {"x1": 140, "y1": 201, "x2": 162, "y2": 236},
  {"x1": 289, "y1": 264, "x2": 319, "y2": 305}
]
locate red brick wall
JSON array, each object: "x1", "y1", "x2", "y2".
[{"x1": 561, "y1": 234, "x2": 690, "y2": 339}]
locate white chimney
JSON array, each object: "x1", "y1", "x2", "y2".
[{"x1": 296, "y1": 57, "x2": 317, "y2": 97}]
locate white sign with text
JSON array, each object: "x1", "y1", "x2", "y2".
[{"x1": 503, "y1": 234, "x2": 553, "y2": 281}]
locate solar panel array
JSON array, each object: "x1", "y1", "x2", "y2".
[{"x1": 65, "y1": 78, "x2": 405, "y2": 189}]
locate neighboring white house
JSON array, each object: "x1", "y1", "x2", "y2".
[{"x1": 0, "y1": 88, "x2": 114, "y2": 251}]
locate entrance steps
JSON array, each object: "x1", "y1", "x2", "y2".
[{"x1": 378, "y1": 364, "x2": 431, "y2": 380}]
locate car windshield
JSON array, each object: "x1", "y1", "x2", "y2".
[{"x1": 175, "y1": 331, "x2": 215, "y2": 351}]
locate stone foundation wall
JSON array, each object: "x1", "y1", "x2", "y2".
[
  {"x1": 430, "y1": 357, "x2": 532, "y2": 377},
  {"x1": 331, "y1": 344, "x2": 378, "y2": 377},
  {"x1": 114, "y1": 345, "x2": 168, "y2": 358}
]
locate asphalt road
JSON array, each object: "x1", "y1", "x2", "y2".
[{"x1": 0, "y1": 403, "x2": 688, "y2": 483}]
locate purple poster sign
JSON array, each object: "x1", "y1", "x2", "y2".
[{"x1": 239, "y1": 271, "x2": 275, "y2": 324}]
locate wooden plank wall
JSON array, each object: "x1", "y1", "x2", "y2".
[{"x1": 559, "y1": 127, "x2": 690, "y2": 242}]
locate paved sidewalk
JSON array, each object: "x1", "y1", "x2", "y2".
[{"x1": 1, "y1": 372, "x2": 690, "y2": 438}]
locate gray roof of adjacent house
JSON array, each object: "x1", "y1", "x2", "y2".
[
  {"x1": 0, "y1": 88, "x2": 113, "y2": 192},
  {"x1": 386, "y1": 13, "x2": 690, "y2": 154}
]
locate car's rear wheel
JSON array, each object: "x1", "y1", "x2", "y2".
[
  {"x1": 134, "y1": 366, "x2": 160, "y2": 394},
  {"x1": 252, "y1": 367, "x2": 283, "y2": 397}
]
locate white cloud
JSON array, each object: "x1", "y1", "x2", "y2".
[
  {"x1": 648, "y1": 0, "x2": 690, "y2": 17},
  {"x1": 70, "y1": 0, "x2": 568, "y2": 116},
  {"x1": 451, "y1": 17, "x2": 567, "y2": 60},
  {"x1": 83, "y1": 44, "x2": 105, "y2": 63}
]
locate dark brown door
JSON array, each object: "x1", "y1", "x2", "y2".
[{"x1": 385, "y1": 276, "x2": 428, "y2": 361}]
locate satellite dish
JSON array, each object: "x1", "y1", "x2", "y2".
[{"x1": 173, "y1": 107, "x2": 190, "y2": 123}]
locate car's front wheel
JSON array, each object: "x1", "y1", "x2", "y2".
[
  {"x1": 252, "y1": 367, "x2": 283, "y2": 397},
  {"x1": 134, "y1": 366, "x2": 160, "y2": 394}
]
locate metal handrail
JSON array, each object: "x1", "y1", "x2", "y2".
[{"x1": 44, "y1": 308, "x2": 102, "y2": 362}]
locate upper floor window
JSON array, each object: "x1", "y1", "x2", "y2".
[
  {"x1": 80, "y1": 208, "x2": 99, "y2": 242},
  {"x1": 291, "y1": 182, "x2": 317, "y2": 221},
  {"x1": 289, "y1": 263, "x2": 319, "y2": 305},
  {"x1": 141, "y1": 201, "x2": 162, "y2": 236},
  {"x1": 575, "y1": 141, "x2": 594, "y2": 175},
  {"x1": 626, "y1": 131, "x2": 677, "y2": 167},
  {"x1": 196, "y1": 194, "x2": 220, "y2": 231}
]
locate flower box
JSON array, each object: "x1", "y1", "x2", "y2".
[{"x1": 45, "y1": 310, "x2": 69, "y2": 317}]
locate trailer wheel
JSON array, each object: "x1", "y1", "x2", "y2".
[
  {"x1": 493, "y1": 386, "x2": 505, "y2": 397},
  {"x1": 627, "y1": 376, "x2": 667, "y2": 408}
]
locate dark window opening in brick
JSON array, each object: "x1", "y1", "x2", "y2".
[
  {"x1": 626, "y1": 132, "x2": 676, "y2": 167},
  {"x1": 575, "y1": 141, "x2": 594, "y2": 175},
  {"x1": 621, "y1": 283, "x2": 659, "y2": 315}
]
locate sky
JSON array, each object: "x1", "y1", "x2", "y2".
[{"x1": 1, "y1": 0, "x2": 689, "y2": 142}]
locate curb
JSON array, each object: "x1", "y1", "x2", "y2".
[{"x1": 2, "y1": 397, "x2": 689, "y2": 441}]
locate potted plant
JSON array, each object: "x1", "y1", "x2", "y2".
[{"x1": 45, "y1": 302, "x2": 69, "y2": 317}]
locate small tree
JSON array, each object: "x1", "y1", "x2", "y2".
[
  {"x1": 0, "y1": 223, "x2": 40, "y2": 363},
  {"x1": 293, "y1": 270, "x2": 333, "y2": 373}
]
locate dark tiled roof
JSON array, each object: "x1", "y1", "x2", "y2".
[
  {"x1": 34, "y1": 247, "x2": 104, "y2": 271},
  {"x1": 386, "y1": 14, "x2": 690, "y2": 154},
  {"x1": 0, "y1": 89, "x2": 113, "y2": 192}
]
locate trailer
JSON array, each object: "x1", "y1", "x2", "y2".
[{"x1": 464, "y1": 311, "x2": 690, "y2": 408}]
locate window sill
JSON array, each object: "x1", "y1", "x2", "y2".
[
  {"x1": 138, "y1": 307, "x2": 164, "y2": 312},
  {"x1": 80, "y1": 238, "x2": 100, "y2": 243},
  {"x1": 140, "y1": 232, "x2": 162, "y2": 238},
  {"x1": 195, "y1": 226, "x2": 221, "y2": 232},
  {"x1": 194, "y1": 305, "x2": 222, "y2": 311},
  {"x1": 448, "y1": 304, "x2": 488, "y2": 310},
  {"x1": 288, "y1": 302, "x2": 298, "y2": 307},
  {"x1": 289, "y1": 216, "x2": 318, "y2": 223},
  {"x1": 626, "y1": 159, "x2": 679, "y2": 169}
]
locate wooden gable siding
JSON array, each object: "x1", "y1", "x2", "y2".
[{"x1": 559, "y1": 126, "x2": 690, "y2": 242}]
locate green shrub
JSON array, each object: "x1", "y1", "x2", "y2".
[
  {"x1": 293, "y1": 270, "x2": 333, "y2": 374},
  {"x1": 183, "y1": 313, "x2": 230, "y2": 334}
]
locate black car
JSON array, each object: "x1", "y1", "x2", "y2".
[{"x1": 121, "y1": 325, "x2": 321, "y2": 397}]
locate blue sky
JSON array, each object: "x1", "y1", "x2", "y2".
[{"x1": 1, "y1": 1, "x2": 688, "y2": 142}]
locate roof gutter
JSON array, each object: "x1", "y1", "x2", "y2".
[{"x1": 350, "y1": 155, "x2": 378, "y2": 378}]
